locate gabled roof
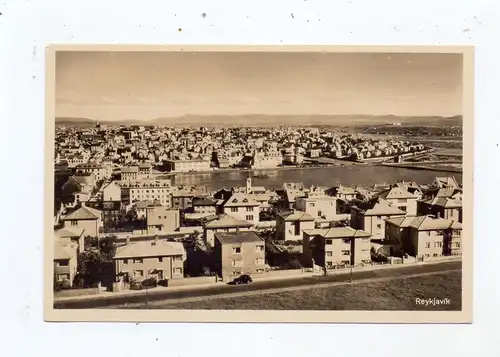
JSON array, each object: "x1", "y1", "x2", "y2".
[
  {"x1": 435, "y1": 176, "x2": 459, "y2": 189},
  {"x1": 223, "y1": 193, "x2": 260, "y2": 207},
  {"x1": 409, "y1": 215, "x2": 459, "y2": 231},
  {"x1": 277, "y1": 210, "x2": 316, "y2": 222},
  {"x1": 362, "y1": 199, "x2": 406, "y2": 216},
  {"x1": 215, "y1": 231, "x2": 263, "y2": 244},
  {"x1": 114, "y1": 240, "x2": 185, "y2": 259},
  {"x1": 385, "y1": 216, "x2": 416, "y2": 228},
  {"x1": 204, "y1": 214, "x2": 254, "y2": 228},
  {"x1": 55, "y1": 227, "x2": 84, "y2": 238},
  {"x1": 436, "y1": 188, "x2": 461, "y2": 198},
  {"x1": 303, "y1": 226, "x2": 371, "y2": 239},
  {"x1": 63, "y1": 206, "x2": 102, "y2": 220},
  {"x1": 422, "y1": 197, "x2": 462, "y2": 208},
  {"x1": 192, "y1": 197, "x2": 218, "y2": 206},
  {"x1": 377, "y1": 186, "x2": 419, "y2": 200}
]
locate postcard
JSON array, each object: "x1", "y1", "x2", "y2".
[{"x1": 45, "y1": 45, "x2": 473, "y2": 323}]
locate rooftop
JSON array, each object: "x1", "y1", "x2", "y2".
[
  {"x1": 203, "y1": 214, "x2": 254, "y2": 228},
  {"x1": 215, "y1": 231, "x2": 263, "y2": 245},
  {"x1": 277, "y1": 210, "x2": 316, "y2": 222},
  {"x1": 303, "y1": 226, "x2": 372, "y2": 239},
  {"x1": 114, "y1": 240, "x2": 185, "y2": 259},
  {"x1": 63, "y1": 206, "x2": 102, "y2": 221}
]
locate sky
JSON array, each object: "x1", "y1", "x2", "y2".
[{"x1": 55, "y1": 51, "x2": 463, "y2": 121}]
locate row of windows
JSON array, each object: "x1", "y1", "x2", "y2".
[
  {"x1": 123, "y1": 256, "x2": 182, "y2": 264},
  {"x1": 132, "y1": 268, "x2": 182, "y2": 277},
  {"x1": 231, "y1": 258, "x2": 264, "y2": 267},
  {"x1": 232, "y1": 268, "x2": 265, "y2": 275},
  {"x1": 230, "y1": 207, "x2": 255, "y2": 212},
  {"x1": 424, "y1": 242, "x2": 460, "y2": 249},
  {"x1": 232, "y1": 245, "x2": 264, "y2": 254}
]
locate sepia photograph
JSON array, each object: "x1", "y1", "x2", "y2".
[{"x1": 45, "y1": 45, "x2": 473, "y2": 323}]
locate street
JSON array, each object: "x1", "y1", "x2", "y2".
[{"x1": 54, "y1": 260, "x2": 461, "y2": 309}]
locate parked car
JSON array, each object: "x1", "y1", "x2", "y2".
[
  {"x1": 129, "y1": 281, "x2": 143, "y2": 290},
  {"x1": 228, "y1": 274, "x2": 253, "y2": 285},
  {"x1": 141, "y1": 278, "x2": 157, "y2": 289}
]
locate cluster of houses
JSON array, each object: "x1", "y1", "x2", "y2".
[
  {"x1": 54, "y1": 164, "x2": 463, "y2": 291},
  {"x1": 54, "y1": 123, "x2": 428, "y2": 175}
]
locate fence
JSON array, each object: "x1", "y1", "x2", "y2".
[
  {"x1": 167, "y1": 276, "x2": 217, "y2": 287},
  {"x1": 54, "y1": 287, "x2": 100, "y2": 298}
]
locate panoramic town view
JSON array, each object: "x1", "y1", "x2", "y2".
[{"x1": 52, "y1": 51, "x2": 464, "y2": 311}]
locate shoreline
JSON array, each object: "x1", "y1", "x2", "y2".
[{"x1": 379, "y1": 163, "x2": 463, "y2": 174}]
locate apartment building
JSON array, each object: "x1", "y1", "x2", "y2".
[
  {"x1": 202, "y1": 214, "x2": 254, "y2": 246},
  {"x1": 214, "y1": 231, "x2": 266, "y2": 282},
  {"x1": 222, "y1": 192, "x2": 260, "y2": 225},
  {"x1": 192, "y1": 197, "x2": 219, "y2": 215},
  {"x1": 302, "y1": 227, "x2": 372, "y2": 268},
  {"x1": 76, "y1": 163, "x2": 111, "y2": 181},
  {"x1": 114, "y1": 239, "x2": 186, "y2": 282},
  {"x1": 61, "y1": 205, "x2": 103, "y2": 237},
  {"x1": 407, "y1": 215, "x2": 462, "y2": 259},
  {"x1": 252, "y1": 150, "x2": 283, "y2": 169},
  {"x1": 350, "y1": 198, "x2": 406, "y2": 241},
  {"x1": 118, "y1": 179, "x2": 173, "y2": 207},
  {"x1": 170, "y1": 186, "x2": 208, "y2": 210},
  {"x1": 275, "y1": 210, "x2": 316, "y2": 241},
  {"x1": 163, "y1": 158, "x2": 211, "y2": 172}
]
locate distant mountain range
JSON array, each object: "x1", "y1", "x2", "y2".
[{"x1": 55, "y1": 114, "x2": 462, "y2": 127}]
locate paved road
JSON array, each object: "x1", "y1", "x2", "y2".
[{"x1": 54, "y1": 261, "x2": 461, "y2": 309}]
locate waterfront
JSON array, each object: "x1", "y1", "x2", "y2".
[{"x1": 172, "y1": 165, "x2": 463, "y2": 191}]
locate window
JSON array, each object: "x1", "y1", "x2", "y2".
[
  {"x1": 341, "y1": 250, "x2": 350, "y2": 256},
  {"x1": 256, "y1": 245, "x2": 264, "y2": 252},
  {"x1": 255, "y1": 258, "x2": 265, "y2": 265},
  {"x1": 58, "y1": 260, "x2": 69, "y2": 267},
  {"x1": 342, "y1": 239, "x2": 350, "y2": 244},
  {"x1": 173, "y1": 256, "x2": 182, "y2": 261},
  {"x1": 231, "y1": 207, "x2": 238, "y2": 212},
  {"x1": 376, "y1": 216, "x2": 382, "y2": 220},
  {"x1": 376, "y1": 224, "x2": 382, "y2": 229},
  {"x1": 318, "y1": 211, "x2": 322, "y2": 217},
  {"x1": 326, "y1": 251, "x2": 333, "y2": 257},
  {"x1": 425, "y1": 242, "x2": 431, "y2": 248},
  {"x1": 427, "y1": 231, "x2": 432, "y2": 236},
  {"x1": 173, "y1": 268, "x2": 183, "y2": 274},
  {"x1": 133, "y1": 270, "x2": 144, "y2": 277},
  {"x1": 326, "y1": 261, "x2": 333, "y2": 267},
  {"x1": 455, "y1": 242, "x2": 461, "y2": 248},
  {"x1": 232, "y1": 260, "x2": 242, "y2": 267},
  {"x1": 133, "y1": 258, "x2": 143, "y2": 264},
  {"x1": 71, "y1": 220, "x2": 78, "y2": 226},
  {"x1": 256, "y1": 269, "x2": 264, "y2": 273},
  {"x1": 325, "y1": 239, "x2": 332, "y2": 245},
  {"x1": 434, "y1": 242, "x2": 443, "y2": 248},
  {"x1": 342, "y1": 260, "x2": 350, "y2": 265},
  {"x1": 233, "y1": 247, "x2": 241, "y2": 254},
  {"x1": 158, "y1": 257, "x2": 163, "y2": 262},
  {"x1": 246, "y1": 207, "x2": 253, "y2": 212},
  {"x1": 246, "y1": 215, "x2": 254, "y2": 221},
  {"x1": 123, "y1": 259, "x2": 128, "y2": 265},
  {"x1": 433, "y1": 253, "x2": 439, "y2": 257},
  {"x1": 454, "y1": 230, "x2": 461, "y2": 236}
]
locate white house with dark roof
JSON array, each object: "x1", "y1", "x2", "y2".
[
  {"x1": 275, "y1": 210, "x2": 316, "y2": 241},
  {"x1": 222, "y1": 192, "x2": 260, "y2": 225},
  {"x1": 417, "y1": 196, "x2": 462, "y2": 222}
]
